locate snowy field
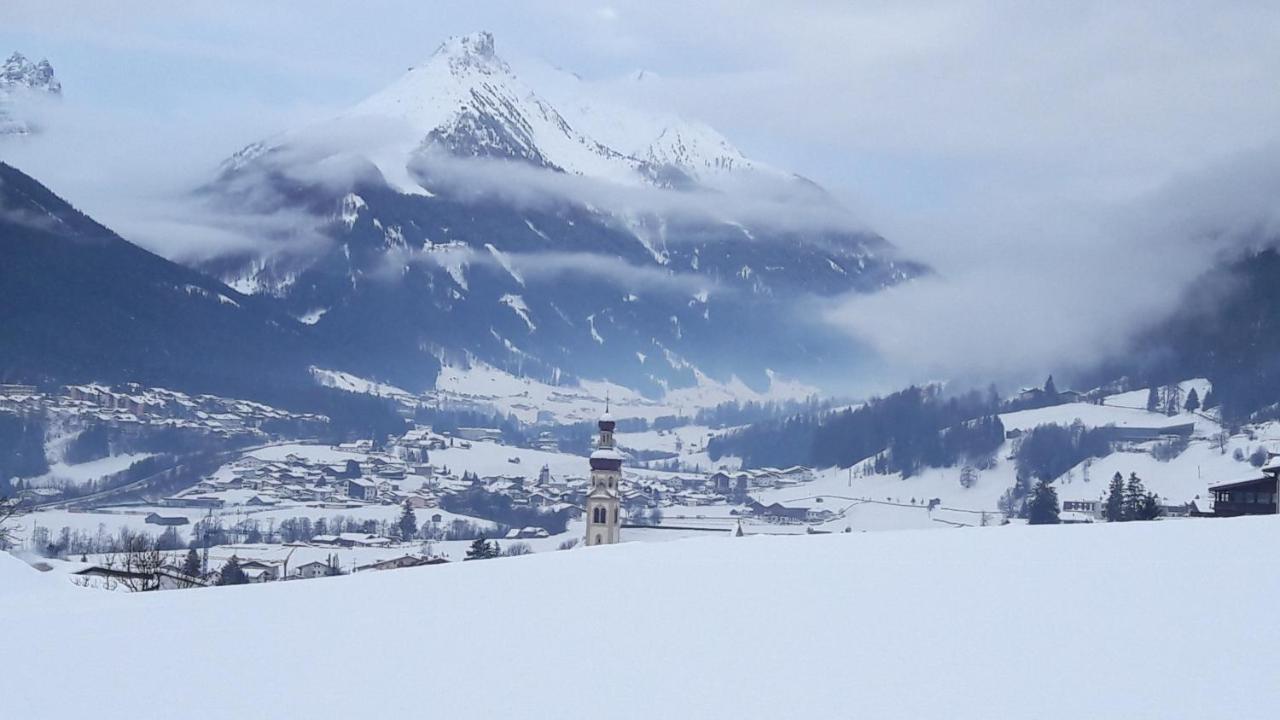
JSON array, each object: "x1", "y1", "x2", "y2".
[
  {"x1": 25, "y1": 452, "x2": 153, "y2": 489},
  {"x1": 5, "y1": 516, "x2": 1279, "y2": 719}
]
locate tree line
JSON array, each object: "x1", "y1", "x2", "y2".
[{"x1": 707, "y1": 385, "x2": 1005, "y2": 477}]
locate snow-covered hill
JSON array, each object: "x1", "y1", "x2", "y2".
[
  {"x1": 8, "y1": 517, "x2": 1280, "y2": 719},
  {"x1": 717, "y1": 380, "x2": 1269, "y2": 530}
]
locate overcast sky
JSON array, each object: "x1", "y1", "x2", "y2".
[{"x1": 5, "y1": 1, "x2": 1280, "y2": 390}]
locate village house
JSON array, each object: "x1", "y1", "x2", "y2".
[
  {"x1": 457, "y1": 427, "x2": 503, "y2": 443},
  {"x1": 347, "y1": 477, "x2": 378, "y2": 502},
  {"x1": 1061, "y1": 500, "x2": 1101, "y2": 520},
  {"x1": 292, "y1": 561, "x2": 333, "y2": 580},
  {"x1": 1208, "y1": 473, "x2": 1278, "y2": 517},
  {"x1": 144, "y1": 512, "x2": 189, "y2": 527},
  {"x1": 237, "y1": 560, "x2": 281, "y2": 583},
  {"x1": 354, "y1": 555, "x2": 447, "y2": 572},
  {"x1": 747, "y1": 499, "x2": 811, "y2": 523}
]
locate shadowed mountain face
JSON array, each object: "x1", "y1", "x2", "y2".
[
  {"x1": 1100, "y1": 246, "x2": 1280, "y2": 422},
  {"x1": 0, "y1": 161, "x2": 317, "y2": 397},
  {"x1": 201, "y1": 32, "x2": 925, "y2": 395}
]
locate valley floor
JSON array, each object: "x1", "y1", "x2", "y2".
[{"x1": 4, "y1": 516, "x2": 1278, "y2": 719}]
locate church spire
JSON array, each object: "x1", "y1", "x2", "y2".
[{"x1": 586, "y1": 404, "x2": 622, "y2": 546}]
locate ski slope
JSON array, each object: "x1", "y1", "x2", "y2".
[{"x1": 5, "y1": 517, "x2": 1279, "y2": 719}]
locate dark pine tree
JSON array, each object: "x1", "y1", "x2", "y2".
[
  {"x1": 182, "y1": 548, "x2": 202, "y2": 578},
  {"x1": 218, "y1": 556, "x2": 248, "y2": 585},
  {"x1": 465, "y1": 536, "x2": 493, "y2": 561},
  {"x1": 1043, "y1": 375, "x2": 1058, "y2": 400},
  {"x1": 1146, "y1": 387, "x2": 1160, "y2": 412},
  {"x1": 1122, "y1": 472, "x2": 1148, "y2": 521},
  {"x1": 1135, "y1": 491, "x2": 1163, "y2": 521},
  {"x1": 1184, "y1": 388, "x2": 1201, "y2": 413},
  {"x1": 398, "y1": 503, "x2": 419, "y2": 541},
  {"x1": 1026, "y1": 480, "x2": 1061, "y2": 525},
  {"x1": 1105, "y1": 472, "x2": 1126, "y2": 522},
  {"x1": 1202, "y1": 388, "x2": 1218, "y2": 410}
]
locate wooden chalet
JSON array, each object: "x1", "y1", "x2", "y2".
[{"x1": 1208, "y1": 471, "x2": 1278, "y2": 517}]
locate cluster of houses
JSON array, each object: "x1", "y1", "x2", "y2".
[
  {"x1": 155, "y1": 427, "x2": 821, "y2": 532},
  {"x1": 161, "y1": 448, "x2": 432, "y2": 510},
  {"x1": 0, "y1": 382, "x2": 327, "y2": 437}
]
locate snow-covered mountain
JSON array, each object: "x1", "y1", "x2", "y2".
[
  {"x1": 204, "y1": 32, "x2": 924, "y2": 396},
  {"x1": 222, "y1": 32, "x2": 768, "y2": 193},
  {"x1": 0, "y1": 52, "x2": 61, "y2": 136}
]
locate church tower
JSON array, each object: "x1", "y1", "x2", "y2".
[{"x1": 585, "y1": 410, "x2": 622, "y2": 546}]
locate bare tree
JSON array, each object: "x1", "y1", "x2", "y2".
[
  {"x1": 503, "y1": 542, "x2": 532, "y2": 557},
  {"x1": 1215, "y1": 431, "x2": 1231, "y2": 455},
  {"x1": 0, "y1": 494, "x2": 27, "y2": 550},
  {"x1": 103, "y1": 534, "x2": 171, "y2": 592}
]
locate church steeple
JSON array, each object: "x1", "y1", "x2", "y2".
[{"x1": 585, "y1": 408, "x2": 622, "y2": 546}]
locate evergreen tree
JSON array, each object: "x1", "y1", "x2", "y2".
[
  {"x1": 1184, "y1": 388, "x2": 1201, "y2": 413},
  {"x1": 1135, "y1": 491, "x2": 1163, "y2": 521},
  {"x1": 1122, "y1": 472, "x2": 1148, "y2": 521},
  {"x1": 1202, "y1": 388, "x2": 1218, "y2": 410},
  {"x1": 156, "y1": 526, "x2": 184, "y2": 551},
  {"x1": 1043, "y1": 375, "x2": 1058, "y2": 399},
  {"x1": 1104, "y1": 472, "x2": 1126, "y2": 521},
  {"x1": 397, "y1": 503, "x2": 419, "y2": 541},
  {"x1": 182, "y1": 548, "x2": 202, "y2": 577},
  {"x1": 465, "y1": 536, "x2": 495, "y2": 561},
  {"x1": 1146, "y1": 387, "x2": 1159, "y2": 412},
  {"x1": 1026, "y1": 480, "x2": 1060, "y2": 525},
  {"x1": 217, "y1": 555, "x2": 247, "y2": 585}
]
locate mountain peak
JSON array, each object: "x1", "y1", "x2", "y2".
[
  {"x1": 1, "y1": 51, "x2": 61, "y2": 95},
  {"x1": 429, "y1": 31, "x2": 503, "y2": 74}
]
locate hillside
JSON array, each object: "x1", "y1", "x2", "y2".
[
  {"x1": 0, "y1": 162, "x2": 314, "y2": 394},
  {"x1": 700, "y1": 379, "x2": 1267, "y2": 527},
  {"x1": 0, "y1": 162, "x2": 406, "y2": 432},
  {"x1": 6, "y1": 517, "x2": 1280, "y2": 719}
]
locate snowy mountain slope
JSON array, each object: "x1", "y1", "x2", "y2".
[
  {"x1": 431, "y1": 360, "x2": 817, "y2": 424},
  {"x1": 516, "y1": 61, "x2": 773, "y2": 186},
  {"x1": 9, "y1": 518, "x2": 1280, "y2": 719},
  {"x1": 222, "y1": 32, "x2": 660, "y2": 194}
]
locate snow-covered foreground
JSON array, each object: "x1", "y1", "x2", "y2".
[{"x1": 6, "y1": 517, "x2": 1279, "y2": 719}]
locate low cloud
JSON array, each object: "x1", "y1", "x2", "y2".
[
  {"x1": 406, "y1": 148, "x2": 866, "y2": 237},
  {"x1": 382, "y1": 242, "x2": 715, "y2": 297},
  {"x1": 826, "y1": 146, "x2": 1280, "y2": 390}
]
